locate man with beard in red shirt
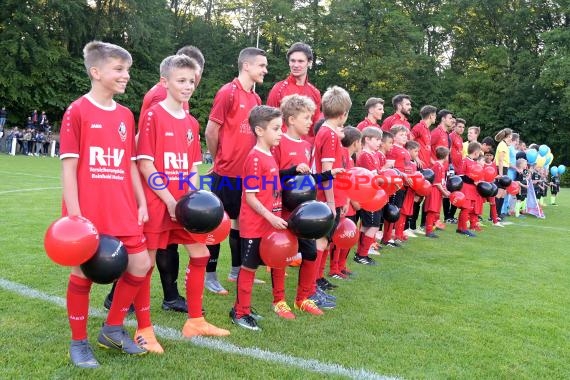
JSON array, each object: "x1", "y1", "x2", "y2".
[{"x1": 381, "y1": 94, "x2": 411, "y2": 138}]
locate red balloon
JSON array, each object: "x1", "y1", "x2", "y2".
[
  {"x1": 338, "y1": 167, "x2": 377, "y2": 203},
  {"x1": 44, "y1": 216, "x2": 99, "y2": 266},
  {"x1": 260, "y1": 229, "x2": 299, "y2": 269},
  {"x1": 360, "y1": 189, "x2": 388, "y2": 211},
  {"x1": 409, "y1": 172, "x2": 425, "y2": 191},
  {"x1": 483, "y1": 165, "x2": 497, "y2": 182},
  {"x1": 449, "y1": 191, "x2": 466, "y2": 208},
  {"x1": 415, "y1": 179, "x2": 432, "y2": 197},
  {"x1": 189, "y1": 212, "x2": 231, "y2": 245},
  {"x1": 467, "y1": 163, "x2": 484, "y2": 181},
  {"x1": 332, "y1": 217, "x2": 359, "y2": 249},
  {"x1": 506, "y1": 181, "x2": 520, "y2": 195}
]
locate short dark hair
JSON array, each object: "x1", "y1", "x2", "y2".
[
  {"x1": 176, "y1": 45, "x2": 205, "y2": 70},
  {"x1": 382, "y1": 131, "x2": 393, "y2": 142},
  {"x1": 238, "y1": 47, "x2": 266, "y2": 71},
  {"x1": 437, "y1": 109, "x2": 453, "y2": 122},
  {"x1": 456, "y1": 118, "x2": 466, "y2": 125},
  {"x1": 420, "y1": 105, "x2": 437, "y2": 119},
  {"x1": 405, "y1": 140, "x2": 419, "y2": 151},
  {"x1": 481, "y1": 136, "x2": 495, "y2": 148},
  {"x1": 392, "y1": 94, "x2": 411, "y2": 109},
  {"x1": 341, "y1": 126, "x2": 362, "y2": 148},
  {"x1": 286, "y1": 42, "x2": 313, "y2": 61},
  {"x1": 364, "y1": 97, "x2": 384, "y2": 112},
  {"x1": 248, "y1": 105, "x2": 282, "y2": 135},
  {"x1": 435, "y1": 146, "x2": 449, "y2": 160}
]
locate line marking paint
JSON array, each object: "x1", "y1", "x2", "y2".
[
  {"x1": 0, "y1": 278, "x2": 399, "y2": 380},
  {"x1": 0, "y1": 170, "x2": 60, "y2": 180},
  {"x1": 0, "y1": 186, "x2": 62, "y2": 195}
]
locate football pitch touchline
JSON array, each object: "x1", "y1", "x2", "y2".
[
  {"x1": 0, "y1": 186, "x2": 62, "y2": 195},
  {"x1": 0, "y1": 278, "x2": 400, "y2": 380},
  {"x1": 513, "y1": 223, "x2": 570, "y2": 233},
  {"x1": 0, "y1": 170, "x2": 60, "y2": 180}
]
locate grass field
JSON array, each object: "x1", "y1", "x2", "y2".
[{"x1": 1, "y1": 154, "x2": 569, "y2": 379}]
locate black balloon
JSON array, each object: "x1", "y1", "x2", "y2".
[
  {"x1": 383, "y1": 204, "x2": 400, "y2": 223},
  {"x1": 495, "y1": 175, "x2": 512, "y2": 189},
  {"x1": 446, "y1": 175, "x2": 464, "y2": 192},
  {"x1": 175, "y1": 190, "x2": 224, "y2": 233},
  {"x1": 490, "y1": 182, "x2": 499, "y2": 197},
  {"x1": 288, "y1": 201, "x2": 334, "y2": 239},
  {"x1": 282, "y1": 174, "x2": 317, "y2": 211},
  {"x1": 421, "y1": 168, "x2": 435, "y2": 184},
  {"x1": 80, "y1": 235, "x2": 128, "y2": 284},
  {"x1": 477, "y1": 181, "x2": 494, "y2": 197}
]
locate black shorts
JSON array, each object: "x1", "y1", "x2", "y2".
[
  {"x1": 209, "y1": 173, "x2": 243, "y2": 220},
  {"x1": 360, "y1": 210, "x2": 382, "y2": 228},
  {"x1": 241, "y1": 237, "x2": 262, "y2": 270},
  {"x1": 502, "y1": 168, "x2": 508, "y2": 176},
  {"x1": 516, "y1": 193, "x2": 527, "y2": 201},
  {"x1": 326, "y1": 207, "x2": 342, "y2": 242},
  {"x1": 299, "y1": 238, "x2": 317, "y2": 261},
  {"x1": 347, "y1": 212, "x2": 360, "y2": 226},
  {"x1": 551, "y1": 185, "x2": 559, "y2": 195}
]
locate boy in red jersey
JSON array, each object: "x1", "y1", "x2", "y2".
[
  {"x1": 105, "y1": 46, "x2": 206, "y2": 314},
  {"x1": 230, "y1": 106, "x2": 286, "y2": 331},
  {"x1": 334, "y1": 126, "x2": 362, "y2": 278},
  {"x1": 356, "y1": 97, "x2": 384, "y2": 131},
  {"x1": 401, "y1": 140, "x2": 421, "y2": 239},
  {"x1": 382, "y1": 125, "x2": 413, "y2": 247},
  {"x1": 457, "y1": 142, "x2": 482, "y2": 237},
  {"x1": 271, "y1": 94, "x2": 341, "y2": 316},
  {"x1": 411, "y1": 105, "x2": 436, "y2": 169},
  {"x1": 484, "y1": 150, "x2": 503, "y2": 227},
  {"x1": 60, "y1": 41, "x2": 149, "y2": 368},
  {"x1": 310, "y1": 86, "x2": 352, "y2": 295},
  {"x1": 354, "y1": 127, "x2": 383, "y2": 265},
  {"x1": 137, "y1": 55, "x2": 230, "y2": 339},
  {"x1": 267, "y1": 42, "x2": 322, "y2": 142},
  {"x1": 424, "y1": 147, "x2": 450, "y2": 237},
  {"x1": 204, "y1": 47, "x2": 268, "y2": 295}
]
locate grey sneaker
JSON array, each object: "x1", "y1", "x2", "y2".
[
  {"x1": 308, "y1": 292, "x2": 336, "y2": 309},
  {"x1": 316, "y1": 287, "x2": 337, "y2": 302},
  {"x1": 97, "y1": 324, "x2": 147, "y2": 355},
  {"x1": 229, "y1": 308, "x2": 261, "y2": 331},
  {"x1": 69, "y1": 339, "x2": 100, "y2": 368},
  {"x1": 204, "y1": 272, "x2": 229, "y2": 295}
]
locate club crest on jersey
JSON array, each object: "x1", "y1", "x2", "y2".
[
  {"x1": 186, "y1": 129, "x2": 194, "y2": 145},
  {"x1": 118, "y1": 122, "x2": 127, "y2": 142}
]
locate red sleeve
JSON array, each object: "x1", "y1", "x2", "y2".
[
  {"x1": 381, "y1": 117, "x2": 392, "y2": 132},
  {"x1": 190, "y1": 118, "x2": 202, "y2": 165},
  {"x1": 266, "y1": 83, "x2": 282, "y2": 108},
  {"x1": 320, "y1": 130, "x2": 338, "y2": 162},
  {"x1": 136, "y1": 110, "x2": 157, "y2": 161},
  {"x1": 271, "y1": 144, "x2": 283, "y2": 169},
  {"x1": 208, "y1": 85, "x2": 232, "y2": 125},
  {"x1": 356, "y1": 152, "x2": 376, "y2": 171},
  {"x1": 59, "y1": 102, "x2": 81, "y2": 158}
]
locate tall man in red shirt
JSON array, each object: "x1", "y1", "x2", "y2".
[
  {"x1": 430, "y1": 109, "x2": 455, "y2": 225},
  {"x1": 446, "y1": 118, "x2": 466, "y2": 223},
  {"x1": 204, "y1": 47, "x2": 268, "y2": 295},
  {"x1": 356, "y1": 97, "x2": 384, "y2": 131},
  {"x1": 381, "y1": 94, "x2": 412, "y2": 135},
  {"x1": 266, "y1": 42, "x2": 322, "y2": 144}
]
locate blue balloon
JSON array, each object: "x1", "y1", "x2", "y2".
[
  {"x1": 538, "y1": 144, "x2": 549, "y2": 157},
  {"x1": 544, "y1": 155, "x2": 553, "y2": 167},
  {"x1": 550, "y1": 166, "x2": 558, "y2": 176},
  {"x1": 526, "y1": 148, "x2": 538, "y2": 164},
  {"x1": 558, "y1": 165, "x2": 566, "y2": 175}
]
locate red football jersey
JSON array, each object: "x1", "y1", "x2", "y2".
[
  {"x1": 376, "y1": 150, "x2": 387, "y2": 169},
  {"x1": 140, "y1": 83, "x2": 189, "y2": 119},
  {"x1": 272, "y1": 133, "x2": 311, "y2": 169},
  {"x1": 356, "y1": 118, "x2": 381, "y2": 132},
  {"x1": 424, "y1": 161, "x2": 445, "y2": 213},
  {"x1": 59, "y1": 95, "x2": 140, "y2": 236},
  {"x1": 411, "y1": 120, "x2": 431, "y2": 166},
  {"x1": 449, "y1": 131, "x2": 464, "y2": 174},
  {"x1": 239, "y1": 147, "x2": 282, "y2": 238},
  {"x1": 266, "y1": 74, "x2": 322, "y2": 140},
  {"x1": 386, "y1": 144, "x2": 413, "y2": 174},
  {"x1": 209, "y1": 78, "x2": 260, "y2": 177},
  {"x1": 137, "y1": 103, "x2": 202, "y2": 233},
  {"x1": 311, "y1": 124, "x2": 346, "y2": 206},
  {"x1": 356, "y1": 149, "x2": 381, "y2": 173},
  {"x1": 381, "y1": 113, "x2": 411, "y2": 139},
  {"x1": 430, "y1": 125, "x2": 450, "y2": 163}
]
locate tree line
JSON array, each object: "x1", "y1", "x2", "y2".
[{"x1": 1, "y1": 0, "x2": 568, "y2": 164}]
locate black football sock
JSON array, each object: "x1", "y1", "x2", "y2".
[
  {"x1": 206, "y1": 243, "x2": 221, "y2": 273},
  {"x1": 155, "y1": 244, "x2": 180, "y2": 301},
  {"x1": 229, "y1": 229, "x2": 242, "y2": 268}
]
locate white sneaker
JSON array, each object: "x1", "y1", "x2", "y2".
[
  {"x1": 413, "y1": 227, "x2": 425, "y2": 235},
  {"x1": 493, "y1": 222, "x2": 505, "y2": 227},
  {"x1": 403, "y1": 229, "x2": 417, "y2": 238}
]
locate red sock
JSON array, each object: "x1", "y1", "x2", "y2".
[
  {"x1": 328, "y1": 243, "x2": 339, "y2": 274},
  {"x1": 67, "y1": 274, "x2": 92, "y2": 340},
  {"x1": 185, "y1": 256, "x2": 209, "y2": 318},
  {"x1": 382, "y1": 221, "x2": 393, "y2": 243},
  {"x1": 359, "y1": 235, "x2": 375, "y2": 257},
  {"x1": 297, "y1": 259, "x2": 318, "y2": 302},
  {"x1": 317, "y1": 247, "x2": 329, "y2": 279},
  {"x1": 426, "y1": 212, "x2": 437, "y2": 234},
  {"x1": 338, "y1": 248, "x2": 350, "y2": 272},
  {"x1": 395, "y1": 214, "x2": 406, "y2": 239},
  {"x1": 311, "y1": 250, "x2": 324, "y2": 294},
  {"x1": 234, "y1": 268, "x2": 255, "y2": 318},
  {"x1": 109, "y1": 270, "x2": 147, "y2": 327},
  {"x1": 489, "y1": 199, "x2": 498, "y2": 223},
  {"x1": 271, "y1": 268, "x2": 286, "y2": 304},
  {"x1": 458, "y1": 205, "x2": 471, "y2": 231}
]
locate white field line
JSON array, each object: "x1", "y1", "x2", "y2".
[
  {"x1": 0, "y1": 186, "x2": 62, "y2": 195},
  {"x1": 0, "y1": 170, "x2": 60, "y2": 180},
  {"x1": 512, "y1": 222, "x2": 570, "y2": 233},
  {"x1": 0, "y1": 278, "x2": 400, "y2": 380}
]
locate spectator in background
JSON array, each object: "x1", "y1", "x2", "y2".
[
  {"x1": 5, "y1": 127, "x2": 15, "y2": 153},
  {"x1": 26, "y1": 117, "x2": 34, "y2": 130},
  {"x1": 39, "y1": 111, "x2": 49, "y2": 131},
  {"x1": 31, "y1": 110, "x2": 38, "y2": 127},
  {"x1": 0, "y1": 106, "x2": 7, "y2": 128}
]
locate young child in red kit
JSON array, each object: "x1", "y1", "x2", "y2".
[
  {"x1": 457, "y1": 142, "x2": 483, "y2": 237},
  {"x1": 484, "y1": 150, "x2": 504, "y2": 227},
  {"x1": 399, "y1": 140, "x2": 421, "y2": 241},
  {"x1": 424, "y1": 147, "x2": 450, "y2": 237}
]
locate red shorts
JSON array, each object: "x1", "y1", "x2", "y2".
[
  {"x1": 115, "y1": 234, "x2": 147, "y2": 255},
  {"x1": 145, "y1": 228, "x2": 197, "y2": 250}
]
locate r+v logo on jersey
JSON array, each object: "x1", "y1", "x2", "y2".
[{"x1": 90, "y1": 148, "x2": 189, "y2": 169}]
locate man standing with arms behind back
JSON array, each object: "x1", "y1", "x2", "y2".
[{"x1": 204, "y1": 47, "x2": 268, "y2": 295}]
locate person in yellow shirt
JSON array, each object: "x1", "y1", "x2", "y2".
[
  {"x1": 494, "y1": 128, "x2": 513, "y2": 218},
  {"x1": 462, "y1": 126, "x2": 480, "y2": 157}
]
